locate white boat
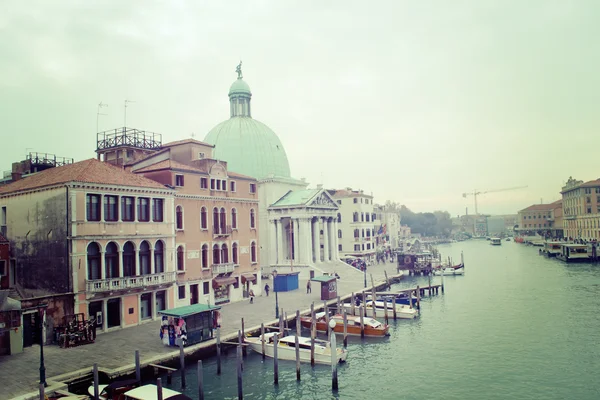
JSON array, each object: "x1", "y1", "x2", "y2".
[
  {"x1": 342, "y1": 301, "x2": 418, "y2": 319},
  {"x1": 245, "y1": 332, "x2": 347, "y2": 365},
  {"x1": 434, "y1": 266, "x2": 465, "y2": 276},
  {"x1": 122, "y1": 384, "x2": 190, "y2": 400},
  {"x1": 490, "y1": 238, "x2": 502, "y2": 246}
]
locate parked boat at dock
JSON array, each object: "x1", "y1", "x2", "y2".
[
  {"x1": 122, "y1": 384, "x2": 191, "y2": 400},
  {"x1": 300, "y1": 312, "x2": 390, "y2": 337},
  {"x1": 377, "y1": 293, "x2": 420, "y2": 309},
  {"x1": 541, "y1": 242, "x2": 564, "y2": 257},
  {"x1": 245, "y1": 332, "x2": 348, "y2": 365},
  {"x1": 434, "y1": 266, "x2": 464, "y2": 276},
  {"x1": 87, "y1": 379, "x2": 138, "y2": 400},
  {"x1": 490, "y1": 238, "x2": 502, "y2": 246},
  {"x1": 556, "y1": 244, "x2": 590, "y2": 262},
  {"x1": 343, "y1": 300, "x2": 417, "y2": 319}
]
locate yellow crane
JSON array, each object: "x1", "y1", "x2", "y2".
[{"x1": 462, "y1": 186, "x2": 528, "y2": 235}]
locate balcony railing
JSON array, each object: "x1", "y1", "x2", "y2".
[
  {"x1": 213, "y1": 225, "x2": 233, "y2": 237},
  {"x1": 86, "y1": 271, "x2": 176, "y2": 293},
  {"x1": 212, "y1": 263, "x2": 235, "y2": 274}
]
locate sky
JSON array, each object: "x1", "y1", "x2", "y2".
[{"x1": 1, "y1": 1, "x2": 599, "y2": 216}]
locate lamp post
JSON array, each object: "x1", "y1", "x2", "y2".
[
  {"x1": 38, "y1": 306, "x2": 47, "y2": 387},
  {"x1": 273, "y1": 271, "x2": 279, "y2": 319},
  {"x1": 363, "y1": 264, "x2": 367, "y2": 289}
]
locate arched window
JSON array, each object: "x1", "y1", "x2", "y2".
[
  {"x1": 232, "y1": 243, "x2": 238, "y2": 264},
  {"x1": 201, "y1": 244, "x2": 208, "y2": 269},
  {"x1": 220, "y1": 208, "x2": 226, "y2": 232},
  {"x1": 200, "y1": 207, "x2": 207, "y2": 229},
  {"x1": 337, "y1": 213, "x2": 342, "y2": 223},
  {"x1": 221, "y1": 244, "x2": 229, "y2": 263},
  {"x1": 105, "y1": 242, "x2": 119, "y2": 278},
  {"x1": 338, "y1": 229, "x2": 342, "y2": 239},
  {"x1": 154, "y1": 241, "x2": 164, "y2": 273},
  {"x1": 231, "y1": 208, "x2": 238, "y2": 229},
  {"x1": 250, "y1": 209, "x2": 256, "y2": 228},
  {"x1": 177, "y1": 246, "x2": 184, "y2": 271},
  {"x1": 251, "y1": 241, "x2": 257, "y2": 263},
  {"x1": 176, "y1": 205, "x2": 183, "y2": 230},
  {"x1": 213, "y1": 244, "x2": 220, "y2": 264},
  {"x1": 139, "y1": 241, "x2": 151, "y2": 275},
  {"x1": 122, "y1": 241, "x2": 136, "y2": 277},
  {"x1": 87, "y1": 242, "x2": 101, "y2": 280},
  {"x1": 213, "y1": 207, "x2": 219, "y2": 233}
]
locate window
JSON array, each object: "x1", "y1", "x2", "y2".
[
  {"x1": 250, "y1": 209, "x2": 256, "y2": 228},
  {"x1": 587, "y1": 208, "x2": 592, "y2": 214},
  {"x1": 367, "y1": 243, "x2": 370, "y2": 250},
  {"x1": 104, "y1": 195, "x2": 118, "y2": 221},
  {"x1": 213, "y1": 244, "x2": 220, "y2": 264},
  {"x1": 216, "y1": 180, "x2": 221, "y2": 190},
  {"x1": 353, "y1": 212, "x2": 358, "y2": 222},
  {"x1": 222, "y1": 180, "x2": 226, "y2": 190},
  {"x1": 178, "y1": 286, "x2": 186, "y2": 300},
  {"x1": 177, "y1": 246, "x2": 184, "y2": 271},
  {"x1": 337, "y1": 200, "x2": 342, "y2": 205},
  {"x1": 366, "y1": 213, "x2": 370, "y2": 222},
  {"x1": 122, "y1": 197, "x2": 135, "y2": 221},
  {"x1": 361, "y1": 213, "x2": 364, "y2": 222},
  {"x1": 361, "y1": 198, "x2": 363, "y2": 204},
  {"x1": 210, "y1": 179, "x2": 215, "y2": 190},
  {"x1": 176, "y1": 206, "x2": 183, "y2": 230},
  {"x1": 338, "y1": 229, "x2": 342, "y2": 238},
  {"x1": 201, "y1": 244, "x2": 208, "y2": 269},
  {"x1": 220, "y1": 208, "x2": 226, "y2": 232},
  {"x1": 230, "y1": 181, "x2": 236, "y2": 192},
  {"x1": 152, "y1": 199, "x2": 164, "y2": 222},
  {"x1": 175, "y1": 175, "x2": 184, "y2": 187},
  {"x1": 138, "y1": 198, "x2": 150, "y2": 222},
  {"x1": 221, "y1": 244, "x2": 229, "y2": 263},
  {"x1": 200, "y1": 207, "x2": 208, "y2": 229},
  {"x1": 337, "y1": 213, "x2": 341, "y2": 223},
  {"x1": 587, "y1": 197, "x2": 591, "y2": 204},
  {"x1": 231, "y1": 208, "x2": 237, "y2": 229},
  {"x1": 251, "y1": 241, "x2": 257, "y2": 263},
  {"x1": 0, "y1": 260, "x2": 5, "y2": 276},
  {"x1": 213, "y1": 207, "x2": 219, "y2": 232},
  {"x1": 1, "y1": 206, "x2": 6, "y2": 236},
  {"x1": 198, "y1": 152, "x2": 205, "y2": 159},
  {"x1": 232, "y1": 243, "x2": 238, "y2": 264},
  {"x1": 353, "y1": 198, "x2": 358, "y2": 204},
  {"x1": 105, "y1": 242, "x2": 119, "y2": 278},
  {"x1": 338, "y1": 244, "x2": 342, "y2": 251},
  {"x1": 372, "y1": 213, "x2": 376, "y2": 221},
  {"x1": 86, "y1": 194, "x2": 101, "y2": 221},
  {"x1": 362, "y1": 229, "x2": 365, "y2": 237},
  {"x1": 139, "y1": 241, "x2": 151, "y2": 275},
  {"x1": 203, "y1": 281, "x2": 210, "y2": 294},
  {"x1": 354, "y1": 229, "x2": 359, "y2": 238},
  {"x1": 250, "y1": 183, "x2": 256, "y2": 194},
  {"x1": 87, "y1": 242, "x2": 101, "y2": 280},
  {"x1": 354, "y1": 244, "x2": 360, "y2": 251},
  {"x1": 123, "y1": 241, "x2": 136, "y2": 277},
  {"x1": 154, "y1": 241, "x2": 164, "y2": 273},
  {"x1": 201, "y1": 178, "x2": 208, "y2": 189}
]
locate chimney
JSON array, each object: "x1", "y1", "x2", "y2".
[{"x1": 11, "y1": 172, "x2": 22, "y2": 181}]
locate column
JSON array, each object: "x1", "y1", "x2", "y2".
[
  {"x1": 276, "y1": 219, "x2": 284, "y2": 264},
  {"x1": 323, "y1": 218, "x2": 330, "y2": 262},
  {"x1": 152, "y1": 291, "x2": 157, "y2": 320},
  {"x1": 134, "y1": 248, "x2": 139, "y2": 276},
  {"x1": 304, "y1": 218, "x2": 313, "y2": 264},
  {"x1": 312, "y1": 218, "x2": 320, "y2": 263},
  {"x1": 293, "y1": 218, "x2": 300, "y2": 263},
  {"x1": 150, "y1": 248, "x2": 155, "y2": 274},
  {"x1": 270, "y1": 219, "x2": 277, "y2": 266},
  {"x1": 118, "y1": 250, "x2": 124, "y2": 277},
  {"x1": 137, "y1": 293, "x2": 142, "y2": 324},
  {"x1": 328, "y1": 218, "x2": 335, "y2": 261},
  {"x1": 332, "y1": 220, "x2": 339, "y2": 261},
  {"x1": 100, "y1": 250, "x2": 106, "y2": 280},
  {"x1": 102, "y1": 299, "x2": 108, "y2": 331}
]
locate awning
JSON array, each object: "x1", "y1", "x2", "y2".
[
  {"x1": 159, "y1": 303, "x2": 221, "y2": 318},
  {"x1": 212, "y1": 276, "x2": 237, "y2": 289},
  {"x1": 241, "y1": 273, "x2": 257, "y2": 284}
]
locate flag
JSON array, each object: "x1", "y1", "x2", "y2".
[
  {"x1": 377, "y1": 224, "x2": 384, "y2": 235},
  {"x1": 382, "y1": 224, "x2": 387, "y2": 235}
]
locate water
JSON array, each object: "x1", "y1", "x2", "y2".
[{"x1": 163, "y1": 241, "x2": 600, "y2": 399}]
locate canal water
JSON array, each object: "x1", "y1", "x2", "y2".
[{"x1": 162, "y1": 240, "x2": 600, "y2": 399}]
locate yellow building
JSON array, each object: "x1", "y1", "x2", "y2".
[{"x1": 562, "y1": 177, "x2": 600, "y2": 240}]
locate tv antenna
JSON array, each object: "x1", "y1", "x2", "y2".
[
  {"x1": 96, "y1": 101, "x2": 108, "y2": 133},
  {"x1": 124, "y1": 99, "x2": 135, "y2": 127}
]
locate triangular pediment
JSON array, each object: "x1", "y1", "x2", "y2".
[{"x1": 309, "y1": 191, "x2": 337, "y2": 208}]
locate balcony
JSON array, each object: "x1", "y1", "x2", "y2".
[
  {"x1": 213, "y1": 225, "x2": 233, "y2": 238},
  {"x1": 212, "y1": 263, "x2": 235, "y2": 274},
  {"x1": 86, "y1": 271, "x2": 176, "y2": 293}
]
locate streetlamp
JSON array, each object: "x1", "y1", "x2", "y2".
[
  {"x1": 363, "y1": 264, "x2": 367, "y2": 289},
  {"x1": 273, "y1": 271, "x2": 279, "y2": 319},
  {"x1": 38, "y1": 306, "x2": 47, "y2": 387}
]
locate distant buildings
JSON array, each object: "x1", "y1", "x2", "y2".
[
  {"x1": 330, "y1": 188, "x2": 376, "y2": 260},
  {"x1": 516, "y1": 200, "x2": 563, "y2": 238},
  {"x1": 561, "y1": 177, "x2": 600, "y2": 240}
]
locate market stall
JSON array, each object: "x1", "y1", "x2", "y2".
[{"x1": 158, "y1": 304, "x2": 221, "y2": 347}]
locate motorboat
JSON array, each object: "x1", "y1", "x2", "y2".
[
  {"x1": 490, "y1": 238, "x2": 502, "y2": 246},
  {"x1": 245, "y1": 332, "x2": 347, "y2": 365},
  {"x1": 434, "y1": 266, "x2": 464, "y2": 276},
  {"x1": 300, "y1": 312, "x2": 389, "y2": 337},
  {"x1": 121, "y1": 385, "x2": 191, "y2": 400},
  {"x1": 542, "y1": 242, "x2": 564, "y2": 258},
  {"x1": 557, "y1": 244, "x2": 590, "y2": 263},
  {"x1": 378, "y1": 293, "x2": 420, "y2": 309},
  {"x1": 343, "y1": 301, "x2": 418, "y2": 319},
  {"x1": 87, "y1": 379, "x2": 138, "y2": 400}
]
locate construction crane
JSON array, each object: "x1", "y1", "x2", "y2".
[{"x1": 462, "y1": 186, "x2": 528, "y2": 236}]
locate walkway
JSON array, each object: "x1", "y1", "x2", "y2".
[{"x1": 0, "y1": 261, "x2": 400, "y2": 400}]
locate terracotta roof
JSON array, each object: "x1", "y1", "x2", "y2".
[
  {"x1": 520, "y1": 200, "x2": 562, "y2": 212},
  {"x1": 0, "y1": 158, "x2": 169, "y2": 195},
  {"x1": 581, "y1": 179, "x2": 600, "y2": 188},
  {"x1": 125, "y1": 148, "x2": 170, "y2": 166},
  {"x1": 0, "y1": 232, "x2": 8, "y2": 243},
  {"x1": 162, "y1": 138, "x2": 214, "y2": 148}
]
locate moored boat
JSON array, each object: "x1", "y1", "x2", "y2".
[
  {"x1": 490, "y1": 238, "x2": 502, "y2": 246},
  {"x1": 122, "y1": 384, "x2": 191, "y2": 400},
  {"x1": 556, "y1": 244, "x2": 589, "y2": 262},
  {"x1": 300, "y1": 312, "x2": 389, "y2": 337},
  {"x1": 245, "y1": 332, "x2": 347, "y2": 365},
  {"x1": 434, "y1": 266, "x2": 464, "y2": 276},
  {"x1": 343, "y1": 301, "x2": 417, "y2": 319},
  {"x1": 87, "y1": 379, "x2": 138, "y2": 400}
]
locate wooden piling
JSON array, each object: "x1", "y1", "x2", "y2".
[
  {"x1": 93, "y1": 363, "x2": 99, "y2": 400},
  {"x1": 416, "y1": 285, "x2": 421, "y2": 312},
  {"x1": 197, "y1": 360, "x2": 204, "y2": 400},
  {"x1": 241, "y1": 318, "x2": 247, "y2": 356},
  {"x1": 273, "y1": 334, "x2": 279, "y2": 385},
  {"x1": 384, "y1": 297, "x2": 389, "y2": 325},
  {"x1": 310, "y1": 303, "x2": 315, "y2": 366},
  {"x1": 157, "y1": 378, "x2": 163, "y2": 400},
  {"x1": 336, "y1": 296, "x2": 341, "y2": 314},
  {"x1": 237, "y1": 345, "x2": 243, "y2": 400},
  {"x1": 179, "y1": 339, "x2": 186, "y2": 389},
  {"x1": 296, "y1": 310, "x2": 301, "y2": 380},
  {"x1": 343, "y1": 310, "x2": 348, "y2": 348},
  {"x1": 238, "y1": 330, "x2": 243, "y2": 371},
  {"x1": 359, "y1": 307, "x2": 365, "y2": 338},
  {"x1": 371, "y1": 287, "x2": 377, "y2": 318},
  {"x1": 261, "y1": 323, "x2": 266, "y2": 360},
  {"x1": 392, "y1": 297, "x2": 397, "y2": 320},
  {"x1": 408, "y1": 290, "x2": 413, "y2": 309},
  {"x1": 284, "y1": 312, "x2": 289, "y2": 331},
  {"x1": 216, "y1": 327, "x2": 222, "y2": 375},
  {"x1": 384, "y1": 270, "x2": 390, "y2": 290},
  {"x1": 330, "y1": 327, "x2": 339, "y2": 391},
  {"x1": 279, "y1": 312, "x2": 283, "y2": 334},
  {"x1": 351, "y1": 292, "x2": 355, "y2": 316},
  {"x1": 135, "y1": 349, "x2": 141, "y2": 385},
  {"x1": 324, "y1": 301, "x2": 330, "y2": 340},
  {"x1": 167, "y1": 371, "x2": 172, "y2": 384}
]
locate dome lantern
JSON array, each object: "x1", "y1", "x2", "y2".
[{"x1": 229, "y1": 61, "x2": 252, "y2": 118}]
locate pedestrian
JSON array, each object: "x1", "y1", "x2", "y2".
[
  {"x1": 306, "y1": 280, "x2": 311, "y2": 294},
  {"x1": 264, "y1": 284, "x2": 270, "y2": 297},
  {"x1": 249, "y1": 289, "x2": 255, "y2": 304}
]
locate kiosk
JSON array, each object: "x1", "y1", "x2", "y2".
[
  {"x1": 158, "y1": 303, "x2": 221, "y2": 346},
  {"x1": 273, "y1": 271, "x2": 300, "y2": 292},
  {"x1": 311, "y1": 275, "x2": 338, "y2": 301}
]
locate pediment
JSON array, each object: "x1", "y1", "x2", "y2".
[{"x1": 309, "y1": 192, "x2": 337, "y2": 208}]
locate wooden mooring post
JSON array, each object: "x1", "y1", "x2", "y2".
[
  {"x1": 351, "y1": 292, "x2": 355, "y2": 316},
  {"x1": 273, "y1": 333, "x2": 279, "y2": 385},
  {"x1": 384, "y1": 297, "x2": 389, "y2": 325},
  {"x1": 237, "y1": 345, "x2": 243, "y2": 400},
  {"x1": 310, "y1": 303, "x2": 315, "y2": 366},
  {"x1": 92, "y1": 363, "x2": 99, "y2": 400},
  {"x1": 330, "y1": 326, "x2": 339, "y2": 391},
  {"x1": 238, "y1": 330, "x2": 244, "y2": 371},
  {"x1": 384, "y1": 270, "x2": 390, "y2": 290},
  {"x1": 284, "y1": 312, "x2": 289, "y2": 331},
  {"x1": 359, "y1": 306, "x2": 365, "y2": 338},
  {"x1": 156, "y1": 378, "x2": 163, "y2": 400},
  {"x1": 324, "y1": 301, "x2": 330, "y2": 340},
  {"x1": 336, "y1": 296, "x2": 341, "y2": 314},
  {"x1": 343, "y1": 310, "x2": 348, "y2": 348},
  {"x1": 216, "y1": 327, "x2": 222, "y2": 375},
  {"x1": 416, "y1": 285, "x2": 421, "y2": 312},
  {"x1": 197, "y1": 360, "x2": 204, "y2": 400},
  {"x1": 135, "y1": 350, "x2": 141, "y2": 385},
  {"x1": 392, "y1": 297, "x2": 397, "y2": 321},
  {"x1": 279, "y1": 312, "x2": 283, "y2": 334},
  {"x1": 179, "y1": 339, "x2": 186, "y2": 389},
  {"x1": 296, "y1": 310, "x2": 301, "y2": 381},
  {"x1": 241, "y1": 318, "x2": 247, "y2": 356},
  {"x1": 261, "y1": 323, "x2": 266, "y2": 360}
]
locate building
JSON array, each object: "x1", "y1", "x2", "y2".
[
  {"x1": 0, "y1": 291, "x2": 22, "y2": 355},
  {"x1": 0, "y1": 159, "x2": 177, "y2": 341},
  {"x1": 1, "y1": 152, "x2": 74, "y2": 186},
  {"x1": 516, "y1": 200, "x2": 563, "y2": 238},
  {"x1": 562, "y1": 176, "x2": 600, "y2": 240},
  {"x1": 201, "y1": 65, "x2": 349, "y2": 278},
  {"x1": 121, "y1": 139, "x2": 261, "y2": 305},
  {"x1": 0, "y1": 232, "x2": 10, "y2": 290},
  {"x1": 373, "y1": 204, "x2": 401, "y2": 248},
  {"x1": 329, "y1": 188, "x2": 376, "y2": 261}
]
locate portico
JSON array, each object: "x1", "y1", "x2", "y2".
[{"x1": 267, "y1": 189, "x2": 339, "y2": 269}]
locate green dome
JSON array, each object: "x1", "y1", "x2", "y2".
[
  {"x1": 229, "y1": 78, "x2": 251, "y2": 96},
  {"x1": 205, "y1": 117, "x2": 291, "y2": 180}
]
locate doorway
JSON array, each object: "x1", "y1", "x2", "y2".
[
  {"x1": 106, "y1": 298, "x2": 121, "y2": 328},
  {"x1": 140, "y1": 293, "x2": 152, "y2": 320},
  {"x1": 22, "y1": 312, "x2": 41, "y2": 348},
  {"x1": 88, "y1": 301, "x2": 103, "y2": 328},
  {"x1": 190, "y1": 284, "x2": 199, "y2": 305},
  {"x1": 156, "y1": 291, "x2": 166, "y2": 313}
]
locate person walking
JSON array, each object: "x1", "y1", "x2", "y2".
[
  {"x1": 264, "y1": 284, "x2": 270, "y2": 297},
  {"x1": 249, "y1": 289, "x2": 255, "y2": 304},
  {"x1": 306, "y1": 280, "x2": 311, "y2": 294}
]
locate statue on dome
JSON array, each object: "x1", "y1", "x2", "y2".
[{"x1": 235, "y1": 61, "x2": 243, "y2": 79}]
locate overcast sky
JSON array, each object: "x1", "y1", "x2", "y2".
[{"x1": 1, "y1": 1, "x2": 598, "y2": 216}]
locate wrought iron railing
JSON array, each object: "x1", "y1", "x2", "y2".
[{"x1": 97, "y1": 127, "x2": 162, "y2": 151}]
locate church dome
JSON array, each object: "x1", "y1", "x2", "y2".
[{"x1": 204, "y1": 66, "x2": 291, "y2": 180}]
